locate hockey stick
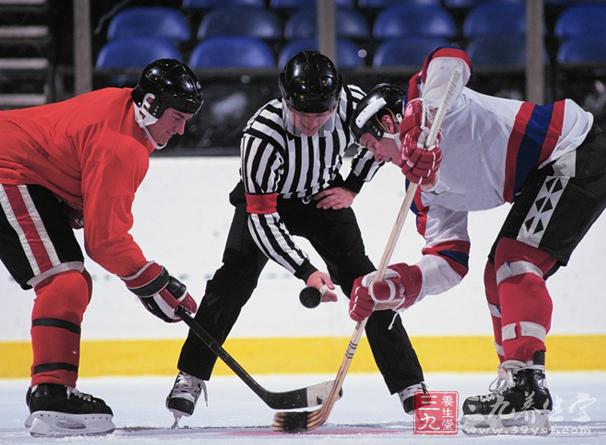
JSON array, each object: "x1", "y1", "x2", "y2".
[
  {"x1": 175, "y1": 307, "x2": 338, "y2": 410},
  {"x1": 273, "y1": 68, "x2": 462, "y2": 433}
]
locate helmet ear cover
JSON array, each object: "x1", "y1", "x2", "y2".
[{"x1": 131, "y1": 58, "x2": 203, "y2": 119}]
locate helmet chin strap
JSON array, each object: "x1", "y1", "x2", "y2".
[
  {"x1": 382, "y1": 131, "x2": 402, "y2": 150},
  {"x1": 133, "y1": 93, "x2": 167, "y2": 150}
]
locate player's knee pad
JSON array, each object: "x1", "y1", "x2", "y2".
[
  {"x1": 493, "y1": 238, "x2": 556, "y2": 284},
  {"x1": 31, "y1": 270, "x2": 90, "y2": 387}
]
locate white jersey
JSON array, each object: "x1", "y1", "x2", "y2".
[{"x1": 402, "y1": 48, "x2": 594, "y2": 303}]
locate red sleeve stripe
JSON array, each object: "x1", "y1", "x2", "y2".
[
  {"x1": 421, "y1": 47, "x2": 472, "y2": 82},
  {"x1": 422, "y1": 240, "x2": 470, "y2": 278},
  {"x1": 246, "y1": 193, "x2": 278, "y2": 214},
  {"x1": 503, "y1": 102, "x2": 534, "y2": 202},
  {"x1": 538, "y1": 100, "x2": 565, "y2": 165}
]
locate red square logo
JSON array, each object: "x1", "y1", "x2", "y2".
[{"x1": 413, "y1": 391, "x2": 458, "y2": 435}]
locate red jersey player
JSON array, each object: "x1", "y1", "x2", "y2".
[{"x1": 0, "y1": 59, "x2": 201, "y2": 436}]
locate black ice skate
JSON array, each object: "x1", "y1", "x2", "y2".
[
  {"x1": 166, "y1": 371, "x2": 207, "y2": 427},
  {"x1": 24, "y1": 383, "x2": 114, "y2": 437},
  {"x1": 398, "y1": 382, "x2": 429, "y2": 414},
  {"x1": 461, "y1": 359, "x2": 552, "y2": 436}
]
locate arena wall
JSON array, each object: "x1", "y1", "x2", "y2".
[{"x1": 2, "y1": 157, "x2": 604, "y2": 378}]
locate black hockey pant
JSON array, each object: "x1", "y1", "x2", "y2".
[{"x1": 178, "y1": 183, "x2": 424, "y2": 394}]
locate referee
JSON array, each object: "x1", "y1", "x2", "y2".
[{"x1": 166, "y1": 51, "x2": 426, "y2": 420}]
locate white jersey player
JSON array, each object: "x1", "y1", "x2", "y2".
[{"x1": 348, "y1": 47, "x2": 604, "y2": 435}]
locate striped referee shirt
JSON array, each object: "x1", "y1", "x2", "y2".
[{"x1": 241, "y1": 84, "x2": 382, "y2": 279}]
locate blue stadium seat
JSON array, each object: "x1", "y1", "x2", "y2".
[
  {"x1": 190, "y1": 37, "x2": 275, "y2": 68},
  {"x1": 373, "y1": 38, "x2": 450, "y2": 67},
  {"x1": 463, "y1": 2, "x2": 525, "y2": 39},
  {"x1": 360, "y1": 0, "x2": 440, "y2": 8},
  {"x1": 182, "y1": 0, "x2": 265, "y2": 9},
  {"x1": 558, "y1": 38, "x2": 606, "y2": 64},
  {"x1": 466, "y1": 37, "x2": 527, "y2": 67},
  {"x1": 444, "y1": 0, "x2": 522, "y2": 8},
  {"x1": 373, "y1": 4, "x2": 456, "y2": 40},
  {"x1": 197, "y1": 7, "x2": 281, "y2": 39},
  {"x1": 96, "y1": 37, "x2": 181, "y2": 68},
  {"x1": 270, "y1": 0, "x2": 355, "y2": 9},
  {"x1": 285, "y1": 8, "x2": 370, "y2": 40},
  {"x1": 107, "y1": 7, "x2": 190, "y2": 41},
  {"x1": 555, "y1": 4, "x2": 606, "y2": 41},
  {"x1": 278, "y1": 38, "x2": 362, "y2": 68}
]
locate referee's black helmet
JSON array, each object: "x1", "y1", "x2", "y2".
[{"x1": 279, "y1": 51, "x2": 342, "y2": 113}]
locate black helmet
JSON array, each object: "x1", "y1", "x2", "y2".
[
  {"x1": 131, "y1": 58, "x2": 203, "y2": 117},
  {"x1": 351, "y1": 83, "x2": 406, "y2": 140},
  {"x1": 279, "y1": 51, "x2": 342, "y2": 113}
]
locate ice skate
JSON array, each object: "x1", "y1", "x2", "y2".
[
  {"x1": 461, "y1": 360, "x2": 552, "y2": 435},
  {"x1": 24, "y1": 383, "x2": 114, "y2": 437},
  {"x1": 166, "y1": 371, "x2": 207, "y2": 427},
  {"x1": 398, "y1": 382, "x2": 429, "y2": 414}
]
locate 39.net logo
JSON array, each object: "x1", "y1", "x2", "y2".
[{"x1": 413, "y1": 391, "x2": 459, "y2": 435}]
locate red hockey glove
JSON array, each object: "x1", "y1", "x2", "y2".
[
  {"x1": 348, "y1": 263, "x2": 423, "y2": 322},
  {"x1": 399, "y1": 99, "x2": 442, "y2": 185},
  {"x1": 122, "y1": 261, "x2": 197, "y2": 323}
]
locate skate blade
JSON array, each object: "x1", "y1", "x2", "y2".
[
  {"x1": 462, "y1": 411, "x2": 551, "y2": 436},
  {"x1": 26, "y1": 411, "x2": 114, "y2": 437}
]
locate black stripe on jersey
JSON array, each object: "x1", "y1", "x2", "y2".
[
  {"x1": 288, "y1": 136, "x2": 304, "y2": 196},
  {"x1": 265, "y1": 102, "x2": 282, "y2": 116},
  {"x1": 258, "y1": 214, "x2": 300, "y2": 271},
  {"x1": 304, "y1": 136, "x2": 314, "y2": 191},
  {"x1": 317, "y1": 136, "x2": 327, "y2": 189},
  {"x1": 255, "y1": 114, "x2": 288, "y2": 146},
  {"x1": 245, "y1": 127, "x2": 285, "y2": 158},
  {"x1": 330, "y1": 130, "x2": 341, "y2": 172},
  {"x1": 270, "y1": 212, "x2": 307, "y2": 264},
  {"x1": 349, "y1": 85, "x2": 365, "y2": 102},
  {"x1": 344, "y1": 86, "x2": 355, "y2": 127},
  {"x1": 247, "y1": 217, "x2": 274, "y2": 261}
]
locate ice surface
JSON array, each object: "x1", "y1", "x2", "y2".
[{"x1": 1, "y1": 372, "x2": 604, "y2": 444}]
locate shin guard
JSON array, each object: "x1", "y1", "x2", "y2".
[
  {"x1": 494, "y1": 239, "x2": 556, "y2": 363},
  {"x1": 31, "y1": 270, "x2": 91, "y2": 387}
]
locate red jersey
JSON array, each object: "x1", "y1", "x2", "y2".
[{"x1": 0, "y1": 88, "x2": 154, "y2": 276}]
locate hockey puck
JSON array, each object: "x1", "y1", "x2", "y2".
[{"x1": 299, "y1": 287, "x2": 322, "y2": 309}]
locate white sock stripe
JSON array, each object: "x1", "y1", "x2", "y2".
[
  {"x1": 502, "y1": 323, "x2": 517, "y2": 341},
  {"x1": 488, "y1": 303, "x2": 501, "y2": 318},
  {"x1": 0, "y1": 185, "x2": 40, "y2": 275},
  {"x1": 495, "y1": 260, "x2": 544, "y2": 286},
  {"x1": 19, "y1": 185, "x2": 61, "y2": 266},
  {"x1": 520, "y1": 321, "x2": 547, "y2": 341},
  {"x1": 27, "y1": 261, "x2": 85, "y2": 288}
]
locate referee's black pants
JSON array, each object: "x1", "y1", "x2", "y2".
[{"x1": 178, "y1": 182, "x2": 424, "y2": 394}]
